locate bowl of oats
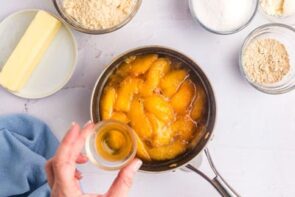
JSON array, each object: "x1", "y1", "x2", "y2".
[
  {"x1": 53, "y1": 0, "x2": 142, "y2": 34},
  {"x1": 240, "y1": 23, "x2": 295, "y2": 94}
]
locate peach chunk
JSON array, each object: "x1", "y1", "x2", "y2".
[
  {"x1": 140, "y1": 58, "x2": 171, "y2": 97},
  {"x1": 144, "y1": 95, "x2": 174, "y2": 123},
  {"x1": 114, "y1": 77, "x2": 142, "y2": 112},
  {"x1": 172, "y1": 116, "x2": 195, "y2": 142},
  {"x1": 116, "y1": 62, "x2": 132, "y2": 77},
  {"x1": 128, "y1": 98, "x2": 153, "y2": 139},
  {"x1": 191, "y1": 86, "x2": 206, "y2": 120},
  {"x1": 147, "y1": 113, "x2": 172, "y2": 147},
  {"x1": 171, "y1": 80, "x2": 196, "y2": 114},
  {"x1": 111, "y1": 112, "x2": 130, "y2": 124},
  {"x1": 160, "y1": 69, "x2": 188, "y2": 97},
  {"x1": 129, "y1": 54, "x2": 158, "y2": 76},
  {"x1": 134, "y1": 132, "x2": 151, "y2": 161},
  {"x1": 100, "y1": 87, "x2": 117, "y2": 120},
  {"x1": 147, "y1": 141, "x2": 186, "y2": 161}
]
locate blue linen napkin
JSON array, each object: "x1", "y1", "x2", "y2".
[{"x1": 0, "y1": 114, "x2": 59, "y2": 197}]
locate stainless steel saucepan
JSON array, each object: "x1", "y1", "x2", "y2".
[{"x1": 90, "y1": 46, "x2": 240, "y2": 197}]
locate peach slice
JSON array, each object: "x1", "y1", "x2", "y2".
[
  {"x1": 110, "y1": 112, "x2": 130, "y2": 124},
  {"x1": 160, "y1": 69, "x2": 188, "y2": 97},
  {"x1": 171, "y1": 80, "x2": 196, "y2": 114},
  {"x1": 172, "y1": 116, "x2": 194, "y2": 142},
  {"x1": 114, "y1": 77, "x2": 142, "y2": 112},
  {"x1": 101, "y1": 87, "x2": 117, "y2": 120},
  {"x1": 191, "y1": 86, "x2": 206, "y2": 120},
  {"x1": 128, "y1": 98, "x2": 153, "y2": 139},
  {"x1": 147, "y1": 113, "x2": 172, "y2": 147},
  {"x1": 144, "y1": 95, "x2": 174, "y2": 123},
  {"x1": 134, "y1": 132, "x2": 151, "y2": 161},
  {"x1": 140, "y1": 58, "x2": 171, "y2": 97},
  {"x1": 147, "y1": 141, "x2": 186, "y2": 161},
  {"x1": 116, "y1": 62, "x2": 132, "y2": 77},
  {"x1": 129, "y1": 54, "x2": 158, "y2": 76}
]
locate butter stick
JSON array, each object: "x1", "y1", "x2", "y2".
[{"x1": 0, "y1": 11, "x2": 61, "y2": 92}]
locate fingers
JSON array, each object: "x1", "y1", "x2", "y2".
[
  {"x1": 56, "y1": 121, "x2": 94, "y2": 164},
  {"x1": 48, "y1": 122, "x2": 92, "y2": 183},
  {"x1": 106, "y1": 159, "x2": 142, "y2": 197},
  {"x1": 45, "y1": 159, "x2": 54, "y2": 188},
  {"x1": 71, "y1": 122, "x2": 95, "y2": 160},
  {"x1": 55, "y1": 123, "x2": 81, "y2": 162}
]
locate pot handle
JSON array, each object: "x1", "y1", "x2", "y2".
[{"x1": 186, "y1": 148, "x2": 240, "y2": 197}]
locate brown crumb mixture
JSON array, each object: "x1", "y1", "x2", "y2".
[{"x1": 242, "y1": 38, "x2": 291, "y2": 85}]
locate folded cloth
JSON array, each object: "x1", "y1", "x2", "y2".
[{"x1": 0, "y1": 114, "x2": 59, "y2": 197}]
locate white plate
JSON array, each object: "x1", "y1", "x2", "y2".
[{"x1": 0, "y1": 9, "x2": 77, "y2": 99}]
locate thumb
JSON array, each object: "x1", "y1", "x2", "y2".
[{"x1": 106, "y1": 159, "x2": 142, "y2": 197}]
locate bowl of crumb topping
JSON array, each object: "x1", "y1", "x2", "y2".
[
  {"x1": 240, "y1": 23, "x2": 295, "y2": 94},
  {"x1": 53, "y1": 0, "x2": 142, "y2": 34}
]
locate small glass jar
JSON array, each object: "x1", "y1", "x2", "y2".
[
  {"x1": 85, "y1": 120, "x2": 137, "y2": 170},
  {"x1": 240, "y1": 23, "x2": 295, "y2": 94},
  {"x1": 52, "y1": 0, "x2": 142, "y2": 34}
]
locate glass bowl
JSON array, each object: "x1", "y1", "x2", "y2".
[
  {"x1": 52, "y1": 0, "x2": 142, "y2": 34},
  {"x1": 239, "y1": 23, "x2": 295, "y2": 94},
  {"x1": 85, "y1": 120, "x2": 137, "y2": 170},
  {"x1": 259, "y1": 2, "x2": 295, "y2": 25},
  {"x1": 188, "y1": 0, "x2": 258, "y2": 35}
]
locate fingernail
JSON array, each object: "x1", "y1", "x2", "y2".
[
  {"x1": 133, "y1": 159, "x2": 143, "y2": 171},
  {"x1": 70, "y1": 122, "x2": 76, "y2": 128},
  {"x1": 84, "y1": 120, "x2": 92, "y2": 127}
]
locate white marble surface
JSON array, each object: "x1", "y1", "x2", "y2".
[{"x1": 1, "y1": 0, "x2": 295, "y2": 196}]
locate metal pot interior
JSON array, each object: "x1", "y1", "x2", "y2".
[{"x1": 91, "y1": 46, "x2": 216, "y2": 172}]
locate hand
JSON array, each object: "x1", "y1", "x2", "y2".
[{"x1": 45, "y1": 121, "x2": 142, "y2": 197}]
